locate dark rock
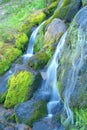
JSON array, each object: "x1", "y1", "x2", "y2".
[
  {"x1": 32, "y1": 118, "x2": 65, "y2": 130},
  {"x1": 4, "y1": 126, "x2": 15, "y2": 130},
  {"x1": 15, "y1": 124, "x2": 31, "y2": 130},
  {"x1": 0, "y1": 122, "x2": 5, "y2": 130},
  {"x1": 14, "y1": 99, "x2": 47, "y2": 126}
]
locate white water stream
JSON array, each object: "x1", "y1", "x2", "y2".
[{"x1": 41, "y1": 32, "x2": 67, "y2": 117}]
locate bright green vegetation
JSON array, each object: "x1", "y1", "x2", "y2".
[
  {"x1": 15, "y1": 33, "x2": 28, "y2": 50},
  {"x1": 4, "y1": 71, "x2": 34, "y2": 108},
  {"x1": 0, "y1": 42, "x2": 22, "y2": 75},
  {"x1": 73, "y1": 108, "x2": 87, "y2": 130},
  {"x1": 0, "y1": 0, "x2": 46, "y2": 41}
]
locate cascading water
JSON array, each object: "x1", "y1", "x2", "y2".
[
  {"x1": 23, "y1": 22, "x2": 45, "y2": 62},
  {"x1": 64, "y1": 28, "x2": 85, "y2": 124},
  {"x1": 41, "y1": 32, "x2": 67, "y2": 117}
]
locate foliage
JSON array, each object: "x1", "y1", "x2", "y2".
[{"x1": 0, "y1": 42, "x2": 22, "y2": 75}]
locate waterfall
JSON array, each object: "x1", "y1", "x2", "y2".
[
  {"x1": 64, "y1": 29, "x2": 85, "y2": 124},
  {"x1": 23, "y1": 21, "x2": 45, "y2": 62},
  {"x1": 41, "y1": 32, "x2": 67, "y2": 117}
]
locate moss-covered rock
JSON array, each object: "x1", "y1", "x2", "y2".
[
  {"x1": 15, "y1": 99, "x2": 47, "y2": 126},
  {"x1": 28, "y1": 44, "x2": 56, "y2": 70},
  {"x1": 0, "y1": 42, "x2": 22, "y2": 75},
  {"x1": 52, "y1": 0, "x2": 81, "y2": 22},
  {"x1": 15, "y1": 33, "x2": 28, "y2": 50},
  {"x1": 4, "y1": 71, "x2": 34, "y2": 108},
  {"x1": 43, "y1": 0, "x2": 60, "y2": 17}
]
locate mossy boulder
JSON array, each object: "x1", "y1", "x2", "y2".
[
  {"x1": 15, "y1": 99, "x2": 47, "y2": 126},
  {"x1": 4, "y1": 71, "x2": 34, "y2": 108},
  {"x1": 82, "y1": 0, "x2": 87, "y2": 6},
  {"x1": 45, "y1": 0, "x2": 81, "y2": 25},
  {"x1": 0, "y1": 42, "x2": 22, "y2": 75},
  {"x1": 51, "y1": 0, "x2": 81, "y2": 22},
  {"x1": 28, "y1": 44, "x2": 56, "y2": 70}
]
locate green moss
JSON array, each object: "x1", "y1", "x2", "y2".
[
  {"x1": 29, "y1": 44, "x2": 56, "y2": 70},
  {"x1": 0, "y1": 43, "x2": 22, "y2": 75},
  {"x1": 43, "y1": 0, "x2": 60, "y2": 17},
  {"x1": 74, "y1": 108, "x2": 87, "y2": 129},
  {"x1": 19, "y1": 10, "x2": 46, "y2": 35},
  {"x1": 4, "y1": 71, "x2": 34, "y2": 108},
  {"x1": 82, "y1": 0, "x2": 87, "y2": 6},
  {"x1": 28, "y1": 100, "x2": 47, "y2": 126},
  {"x1": 15, "y1": 33, "x2": 28, "y2": 50},
  {"x1": 34, "y1": 25, "x2": 45, "y2": 53},
  {"x1": 15, "y1": 100, "x2": 47, "y2": 127}
]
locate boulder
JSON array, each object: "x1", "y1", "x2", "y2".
[
  {"x1": 14, "y1": 99, "x2": 47, "y2": 126},
  {"x1": 28, "y1": 43, "x2": 56, "y2": 70},
  {"x1": 44, "y1": 18, "x2": 66, "y2": 46},
  {"x1": 4, "y1": 71, "x2": 42, "y2": 108}
]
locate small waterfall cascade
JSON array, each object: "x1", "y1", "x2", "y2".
[
  {"x1": 23, "y1": 21, "x2": 45, "y2": 61},
  {"x1": 64, "y1": 29, "x2": 85, "y2": 124},
  {"x1": 41, "y1": 32, "x2": 67, "y2": 117}
]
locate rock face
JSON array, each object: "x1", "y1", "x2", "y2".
[
  {"x1": 44, "y1": 18, "x2": 66, "y2": 45},
  {"x1": 15, "y1": 99, "x2": 47, "y2": 126},
  {"x1": 57, "y1": 6, "x2": 87, "y2": 108}
]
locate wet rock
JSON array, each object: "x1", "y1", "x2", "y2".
[
  {"x1": 82, "y1": 0, "x2": 87, "y2": 6},
  {"x1": 44, "y1": 18, "x2": 66, "y2": 46},
  {"x1": 0, "y1": 122, "x2": 5, "y2": 130},
  {"x1": 14, "y1": 99, "x2": 47, "y2": 126},
  {"x1": 15, "y1": 124, "x2": 31, "y2": 130},
  {"x1": 32, "y1": 118, "x2": 65, "y2": 130},
  {"x1": 57, "y1": 6, "x2": 87, "y2": 108},
  {"x1": 4, "y1": 126, "x2": 15, "y2": 130}
]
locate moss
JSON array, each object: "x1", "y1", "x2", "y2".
[
  {"x1": 15, "y1": 33, "x2": 28, "y2": 50},
  {"x1": 15, "y1": 100, "x2": 47, "y2": 127},
  {"x1": 4, "y1": 71, "x2": 34, "y2": 108},
  {"x1": 43, "y1": 0, "x2": 60, "y2": 17},
  {"x1": 29, "y1": 44, "x2": 56, "y2": 70},
  {"x1": 34, "y1": 25, "x2": 45, "y2": 53},
  {"x1": 82, "y1": 0, "x2": 87, "y2": 6},
  {"x1": 28, "y1": 100, "x2": 47, "y2": 126},
  {"x1": 0, "y1": 42, "x2": 22, "y2": 75},
  {"x1": 73, "y1": 108, "x2": 87, "y2": 129},
  {"x1": 19, "y1": 10, "x2": 46, "y2": 35}
]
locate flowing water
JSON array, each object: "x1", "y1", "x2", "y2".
[
  {"x1": 23, "y1": 21, "x2": 45, "y2": 62},
  {"x1": 63, "y1": 29, "x2": 85, "y2": 124},
  {"x1": 41, "y1": 32, "x2": 67, "y2": 117}
]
